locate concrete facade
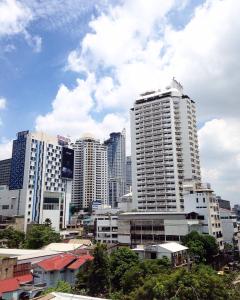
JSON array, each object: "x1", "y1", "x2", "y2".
[
  {"x1": 117, "y1": 211, "x2": 203, "y2": 247},
  {"x1": 72, "y1": 137, "x2": 108, "y2": 209},
  {"x1": 184, "y1": 182, "x2": 224, "y2": 249},
  {"x1": 131, "y1": 79, "x2": 201, "y2": 212}
]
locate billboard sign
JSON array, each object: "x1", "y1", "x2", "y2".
[{"x1": 61, "y1": 147, "x2": 74, "y2": 179}]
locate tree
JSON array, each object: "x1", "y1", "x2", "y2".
[
  {"x1": 0, "y1": 226, "x2": 25, "y2": 248},
  {"x1": 110, "y1": 247, "x2": 139, "y2": 290},
  {"x1": 182, "y1": 231, "x2": 219, "y2": 263},
  {"x1": 43, "y1": 281, "x2": 72, "y2": 295},
  {"x1": 24, "y1": 224, "x2": 61, "y2": 249},
  {"x1": 44, "y1": 218, "x2": 52, "y2": 227},
  {"x1": 74, "y1": 259, "x2": 92, "y2": 294},
  {"x1": 132, "y1": 265, "x2": 240, "y2": 300},
  {"x1": 121, "y1": 258, "x2": 170, "y2": 294},
  {"x1": 87, "y1": 243, "x2": 110, "y2": 296}
]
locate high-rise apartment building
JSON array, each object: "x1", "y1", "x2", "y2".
[
  {"x1": 72, "y1": 136, "x2": 108, "y2": 209},
  {"x1": 126, "y1": 156, "x2": 132, "y2": 193},
  {"x1": 104, "y1": 130, "x2": 126, "y2": 208},
  {"x1": 131, "y1": 79, "x2": 201, "y2": 211},
  {"x1": 0, "y1": 159, "x2": 11, "y2": 186},
  {"x1": 0, "y1": 131, "x2": 73, "y2": 231}
]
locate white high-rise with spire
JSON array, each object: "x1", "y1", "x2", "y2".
[{"x1": 131, "y1": 79, "x2": 201, "y2": 211}]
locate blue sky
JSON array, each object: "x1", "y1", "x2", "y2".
[{"x1": 0, "y1": 0, "x2": 240, "y2": 203}]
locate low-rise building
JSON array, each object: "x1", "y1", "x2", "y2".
[
  {"x1": 33, "y1": 253, "x2": 93, "y2": 287},
  {"x1": 219, "y1": 208, "x2": 240, "y2": 251},
  {"x1": 94, "y1": 215, "x2": 118, "y2": 244},
  {"x1": 118, "y1": 211, "x2": 203, "y2": 247},
  {"x1": 133, "y1": 242, "x2": 189, "y2": 267},
  {"x1": 183, "y1": 182, "x2": 224, "y2": 250}
]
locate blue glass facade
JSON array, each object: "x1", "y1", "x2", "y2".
[
  {"x1": 9, "y1": 131, "x2": 28, "y2": 190},
  {"x1": 104, "y1": 131, "x2": 126, "y2": 207}
]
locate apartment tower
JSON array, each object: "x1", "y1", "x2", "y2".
[
  {"x1": 72, "y1": 136, "x2": 108, "y2": 209},
  {"x1": 104, "y1": 130, "x2": 126, "y2": 208},
  {"x1": 131, "y1": 79, "x2": 201, "y2": 211},
  {"x1": 0, "y1": 131, "x2": 74, "y2": 231}
]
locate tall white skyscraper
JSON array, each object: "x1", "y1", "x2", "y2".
[
  {"x1": 0, "y1": 131, "x2": 73, "y2": 231},
  {"x1": 131, "y1": 79, "x2": 201, "y2": 212},
  {"x1": 72, "y1": 136, "x2": 108, "y2": 209},
  {"x1": 104, "y1": 129, "x2": 126, "y2": 208}
]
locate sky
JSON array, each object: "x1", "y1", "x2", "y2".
[{"x1": 0, "y1": 0, "x2": 239, "y2": 203}]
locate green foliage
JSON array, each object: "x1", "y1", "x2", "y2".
[
  {"x1": 24, "y1": 224, "x2": 61, "y2": 249},
  {"x1": 121, "y1": 258, "x2": 171, "y2": 294},
  {"x1": 43, "y1": 280, "x2": 72, "y2": 295},
  {"x1": 75, "y1": 243, "x2": 110, "y2": 297},
  {"x1": 182, "y1": 231, "x2": 219, "y2": 262},
  {"x1": 73, "y1": 244, "x2": 240, "y2": 300},
  {"x1": 0, "y1": 226, "x2": 25, "y2": 248},
  {"x1": 110, "y1": 247, "x2": 139, "y2": 290},
  {"x1": 131, "y1": 265, "x2": 240, "y2": 300},
  {"x1": 88, "y1": 243, "x2": 110, "y2": 296}
]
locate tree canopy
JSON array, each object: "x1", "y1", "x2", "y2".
[
  {"x1": 0, "y1": 226, "x2": 25, "y2": 248},
  {"x1": 24, "y1": 224, "x2": 61, "y2": 249},
  {"x1": 182, "y1": 231, "x2": 219, "y2": 262},
  {"x1": 74, "y1": 245, "x2": 240, "y2": 300}
]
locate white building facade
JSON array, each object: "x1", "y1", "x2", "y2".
[
  {"x1": 0, "y1": 131, "x2": 73, "y2": 231},
  {"x1": 72, "y1": 137, "x2": 108, "y2": 210},
  {"x1": 131, "y1": 79, "x2": 201, "y2": 212},
  {"x1": 184, "y1": 182, "x2": 224, "y2": 249}
]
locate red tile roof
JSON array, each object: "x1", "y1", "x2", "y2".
[
  {"x1": 0, "y1": 274, "x2": 33, "y2": 294},
  {"x1": 67, "y1": 254, "x2": 93, "y2": 270},
  {"x1": 36, "y1": 254, "x2": 76, "y2": 271}
]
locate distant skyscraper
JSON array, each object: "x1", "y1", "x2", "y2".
[
  {"x1": 0, "y1": 159, "x2": 11, "y2": 186},
  {"x1": 131, "y1": 79, "x2": 201, "y2": 211},
  {"x1": 1, "y1": 131, "x2": 73, "y2": 231},
  {"x1": 104, "y1": 130, "x2": 126, "y2": 208},
  {"x1": 126, "y1": 156, "x2": 132, "y2": 193},
  {"x1": 72, "y1": 136, "x2": 108, "y2": 209}
]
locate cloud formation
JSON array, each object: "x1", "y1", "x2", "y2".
[
  {"x1": 199, "y1": 119, "x2": 240, "y2": 202},
  {"x1": 33, "y1": 0, "x2": 240, "y2": 202}
]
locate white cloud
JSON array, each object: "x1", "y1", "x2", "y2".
[
  {"x1": 0, "y1": 138, "x2": 12, "y2": 160},
  {"x1": 35, "y1": 75, "x2": 129, "y2": 142},
  {"x1": 199, "y1": 118, "x2": 240, "y2": 203},
  {"x1": 0, "y1": 0, "x2": 32, "y2": 36},
  {"x1": 37, "y1": 0, "x2": 240, "y2": 201},
  {"x1": 0, "y1": 98, "x2": 7, "y2": 126},
  {"x1": 0, "y1": 98, "x2": 6, "y2": 110},
  {"x1": 0, "y1": 0, "x2": 42, "y2": 52}
]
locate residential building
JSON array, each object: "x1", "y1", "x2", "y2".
[
  {"x1": 219, "y1": 207, "x2": 239, "y2": 249},
  {"x1": 72, "y1": 136, "x2": 108, "y2": 210},
  {"x1": 104, "y1": 130, "x2": 126, "y2": 208},
  {"x1": 0, "y1": 186, "x2": 20, "y2": 217},
  {"x1": 118, "y1": 192, "x2": 134, "y2": 211},
  {"x1": 233, "y1": 205, "x2": 240, "y2": 221},
  {"x1": 126, "y1": 156, "x2": 132, "y2": 193},
  {"x1": 183, "y1": 182, "x2": 224, "y2": 249},
  {"x1": 133, "y1": 242, "x2": 189, "y2": 267},
  {"x1": 94, "y1": 214, "x2": 118, "y2": 244},
  {"x1": 117, "y1": 211, "x2": 203, "y2": 247},
  {"x1": 131, "y1": 79, "x2": 201, "y2": 212},
  {"x1": 0, "y1": 158, "x2": 11, "y2": 186},
  {"x1": 217, "y1": 196, "x2": 231, "y2": 210},
  {"x1": 0, "y1": 131, "x2": 74, "y2": 231},
  {"x1": 0, "y1": 274, "x2": 34, "y2": 300},
  {"x1": 33, "y1": 253, "x2": 93, "y2": 287}
]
